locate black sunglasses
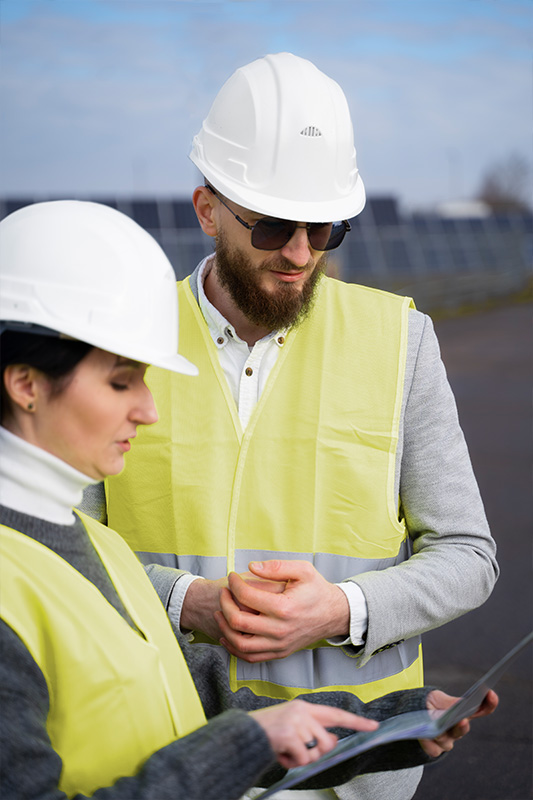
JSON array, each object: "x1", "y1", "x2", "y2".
[{"x1": 206, "y1": 185, "x2": 350, "y2": 252}]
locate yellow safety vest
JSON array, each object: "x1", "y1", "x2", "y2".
[
  {"x1": 0, "y1": 511, "x2": 206, "y2": 798},
  {"x1": 107, "y1": 276, "x2": 423, "y2": 702}
]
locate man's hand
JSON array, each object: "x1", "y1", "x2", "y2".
[
  {"x1": 215, "y1": 559, "x2": 350, "y2": 662},
  {"x1": 179, "y1": 576, "x2": 229, "y2": 641},
  {"x1": 420, "y1": 689, "x2": 499, "y2": 757},
  {"x1": 179, "y1": 569, "x2": 287, "y2": 640}
]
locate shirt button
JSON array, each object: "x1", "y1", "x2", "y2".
[
  {"x1": 217, "y1": 336, "x2": 224, "y2": 345},
  {"x1": 277, "y1": 336, "x2": 285, "y2": 345},
  {"x1": 245, "y1": 367, "x2": 253, "y2": 377}
]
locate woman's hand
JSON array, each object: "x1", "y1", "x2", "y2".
[
  {"x1": 250, "y1": 699, "x2": 379, "y2": 770},
  {"x1": 420, "y1": 689, "x2": 499, "y2": 757}
]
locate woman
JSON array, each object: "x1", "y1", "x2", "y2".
[{"x1": 0, "y1": 201, "x2": 496, "y2": 800}]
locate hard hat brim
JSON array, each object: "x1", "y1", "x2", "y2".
[
  {"x1": 144, "y1": 351, "x2": 198, "y2": 376},
  {"x1": 193, "y1": 159, "x2": 366, "y2": 223}
]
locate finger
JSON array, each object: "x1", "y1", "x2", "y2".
[
  {"x1": 239, "y1": 570, "x2": 287, "y2": 595},
  {"x1": 305, "y1": 703, "x2": 380, "y2": 733},
  {"x1": 269, "y1": 728, "x2": 316, "y2": 769},
  {"x1": 451, "y1": 720, "x2": 470, "y2": 738},
  {"x1": 276, "y1": 742, "x2": 312, "y2": 770},
  {"x1": 216, "y1": 619, "x2": 291, "y2": 659},
  {"x1": 426, "y1": 689, "x2": 460, "y2": 713},
  {"x1": 440, "y1": 719, "x2": 470, "y2": 744},
  {"x1": 305, "y1": 725, "x2": 338, "y2": 758},
  {"x1": 219, "y1": 636, "x2": 290, "y2": 662},
  {"x1": 215, "y1": 611, "x2": 292, "y2": 660},
  {"x1": 279, "y1": 728, "x2": 337, "y2": 769},
  {"x1": 420, "y1": 738, "x2": 445, "y2": 758},
  {"x1": 471, "y1": 689, "x2": 499, "y2": 719},
  {"x1": 248, "y1": 559, "x2": 314, "y2": 583},
  {"x1": 424, "y1": 718, "x2": 471, "y2": 758},
  {"x1": 219, "y1": 587, "x2": 276, "y2": 635},
  {"x1": 216, "y1": 603, "x2": 288, "y2": 647},
  {"x1": 227, "y1": 573, "x2": 286, "y2": 618}
]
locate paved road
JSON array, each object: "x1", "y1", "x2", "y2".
[{"x1": 412, "y1": 303, "x2": 532, "y2": 800}]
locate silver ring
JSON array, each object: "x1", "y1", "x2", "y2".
[{"x1": 304, "y1": 738, "x2": 318, "y2": 749}]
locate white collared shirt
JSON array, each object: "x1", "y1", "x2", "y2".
[
  {"x1": 197, "y1": 257, "x2": 289, "y2": 430},
  {"x1": 190, "y1": 257, "x2": 368, "y2": 646}
]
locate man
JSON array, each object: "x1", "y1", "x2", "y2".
[{"x1": 104, "y1": 53, "x2": 498, "y2": 800}]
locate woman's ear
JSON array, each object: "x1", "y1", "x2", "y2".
[
  {"x1": 192, "y1": 185, "x2": 218, "y2": 238},
  {"x1": 3, "y1": 364, "x2": 41, "y2": 413}
]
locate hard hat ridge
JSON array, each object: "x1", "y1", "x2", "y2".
[{"x1": 190, "y1": 52, "x2": 365, "y2": 222}]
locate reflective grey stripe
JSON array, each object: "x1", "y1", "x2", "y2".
[
  {"x1": 135, "y1": 544, "x2": 410, "y2": 583},
  {"x1": 234, "y1": 545, "x2": 411, "y2": 582},
  {"x1": 136, "y1": 552, "x2": 227, "y2": 579},
  {"x1": 236, "y1": 636, "x2": 420, "y2": 689},
  {"x1": 136, "y1": 544, "x2": 417, "y2": 690},
  {"x1": 151, "y1": 634, "x2": 418, "y2": 689}
]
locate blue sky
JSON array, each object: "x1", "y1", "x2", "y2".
[{"x1": 0, "y1": 0, "x2": 531, "y2": 210}]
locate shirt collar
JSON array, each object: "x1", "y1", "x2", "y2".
[{"x1": 196, "y1": 256, "x2": 288, "y2": 349}]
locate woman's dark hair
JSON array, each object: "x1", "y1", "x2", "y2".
[
  {"x1": 1, "y1": 331, "x2": 93, "y2": 417},
  {"x1": 1, "y1": 332, "x2": 93, "y2": 379}
]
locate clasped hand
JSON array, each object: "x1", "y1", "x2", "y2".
[
  {"x1": 180, "y1": 559, "x2": 349, "y2": 661},
  {"x1": 215, "y1": 559, "x2": 350, "y2": 662}
]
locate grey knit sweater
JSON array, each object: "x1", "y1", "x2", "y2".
[{"x1": 0, "y1": 503, "x2": 437, "y2": 800}]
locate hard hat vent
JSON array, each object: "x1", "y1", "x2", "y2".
[{"x1": 300, "y1": 126, "x2": 322, "y2": 138}]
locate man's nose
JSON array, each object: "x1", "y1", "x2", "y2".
[{"x1": 280, "y1": 225, "x2": 313, "y2": 267}]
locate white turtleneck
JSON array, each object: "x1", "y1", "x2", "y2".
[{"x1": 0, "y1": 426, "x2": 97, "y2": 526}]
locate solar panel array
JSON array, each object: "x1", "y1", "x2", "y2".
[{"x1": 1, "y1": 196, "x2": 531, "y2": 312}]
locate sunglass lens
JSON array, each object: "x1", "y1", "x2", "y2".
[
  {"x1": 252, "y1": 218, "x2": 295, "y2": 250},
  {"x1": 309, "y1": 221, "x2": 347, "y2": 251},
  {"x1": 251, "y1": 217, "x2": 348, "y2": 251},
  {"x1": 307, "y1": 223, "x2": 333, "y2": 251}
]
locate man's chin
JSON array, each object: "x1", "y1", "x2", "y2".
[{"x1": 264, "y1": 279, "x2": 307, "y2": 297}]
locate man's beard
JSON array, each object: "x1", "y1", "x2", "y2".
[{"x1": 214, "y1": 230, "x2": 328, "y2": 331}]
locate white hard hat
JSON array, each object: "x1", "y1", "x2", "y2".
[
  {"x1": 189, "y1": 52, "x2": 365, "y2": 223},
  {"x1": 0, "y1": 201, "x2": 197, "y2": 376}
]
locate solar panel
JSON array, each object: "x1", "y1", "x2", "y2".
[
  {"x1": 0, "y1": 196, "x2": 530, "y2": 312},
  {"x1": 4, "y1": 198, "x2": 35, "y2": 217},
  {"x1": 130, "y1": 200, "x2": 160, "y2": 229},
  {"x1": 368, "y1": 197, "x2": 401, "y2": 226},
  {"x1": 172, "y1": 201, "x2": 199, "y2": 228}
]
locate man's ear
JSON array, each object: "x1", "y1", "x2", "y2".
[
  {"x1": 192, "y1": 185, "x2": 218, "y2": 238},
  {"x1": 3, "y1": 364, "x2": 41, "y2": 413}
]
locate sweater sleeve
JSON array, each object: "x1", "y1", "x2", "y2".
[
  {"x1": 0, "y1": 617, "x2": 438, "y2": 799},
  {"x1": 176, "y1": 628, "x2": 438, "y2": 789},
  {"x1": 0, "y1": 619, "x2": 274, "y2": 800},
  {"x1": 352, "y1": 311, "x2": 498, "y2": 663}
]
